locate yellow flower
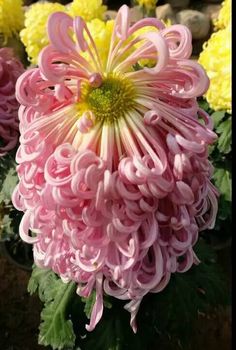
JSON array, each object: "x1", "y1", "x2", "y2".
[
  {"x1": 136, "y1": 0, "x2": 158, "y2": 9},
  {"x1": 214, "y1": 0, "x2": 231, "y2": 30},
  {"x1": 199, "y1": 25, "x2": 231, "y2": 113},
  {"x1": 0, "y1": 0, "x2": 24, "y2": 42},
  {"x1": 68, "y1": 0, "x2": 107, "y2": 21},
  {"x1": 20, "y1": 2, "x2": 66, "y2": 64},
  {"x1": 20, "y1": 1, "x2": 108, "y2": 64}
]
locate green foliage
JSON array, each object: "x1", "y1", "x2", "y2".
[
  {"x1": 216, "y1": 118, "x2": 232, "y2": 154},
  {"x1": 28, "y1": 266, "x2": 77, "y2": 350},
  {"x1": 0, "y1": 151, "x2": 17, "y2": 189},
  {"x1": 198, "y1": 97, "x2": 232, "y2": 246},
  {"x1": 81, "y1": 315, "x2": 128, "y2": 350},
  {"x1": 28, "y1": 240, "x2": 229, "y2": 350},
  {"x1": 0, "y1": 167, "x2": 18, "y2": 203},
  {"x1": 211, "y1": 111, "x2": 226, "y2": 128},
  {"x1": 213, "y1": 168, "x2": 232, "y2": 202},
  {"x1": 78, "y1": 240, "x2": 229, "y2": 350},
  {"x1": 0, "y1": 151, "x2": 21, "y2": 241}
]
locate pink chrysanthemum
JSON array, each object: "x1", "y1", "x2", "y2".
[
  {"x1": 0, "y1": 48, "x2": 24, "y2": 156},
  {"x1": 13, "y1": 6, "x2": 218, "y2": 332}
]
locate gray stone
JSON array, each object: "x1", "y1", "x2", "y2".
[
  {"x1": 176, "y1": 10, "x2": 211, "y2": 40},
  {"x1": 129, "y1": 6, "x2": 144, "y2": 23},
  {"x1": 155, "y1": 4, "x2": 177, "y2": 24},
  {"x1": 168, "y1": 0, "x2": 190, "y2": 10}
]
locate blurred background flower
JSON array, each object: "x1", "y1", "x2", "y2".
[
  {"x1": 0, "y1": 0, "x2": 24, "y2": 44},
  {"x1": 0, "y1": 48, "x2": 24, "y2": 156},
  {"x1": 68, "y1": 0, "x2": 107, "y2": 21},
  {"x1": 20, "y1": 2, "x2": 66, "y2": 64},
  {"x1": 199, "y1": 0, "x2": 231, "y2": 113}
]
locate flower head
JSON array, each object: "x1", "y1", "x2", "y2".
[
  {"x1": 199, "y1": 25, "x2": 231, "y2": 113},
  {"x1": 68, "y1": 0, "x2": 107, "y2": 21},
  {"x1": 20, "y1": 2, "x2": 66, "y2": 64},
  {"x1": 0, "y1": 48, "x2": 24, "y2": 156},
  {"x1": 0, "y1": 0, "x2": 24, "y2": 42},
  {"x1": 13, "y1": 6, "x2": 218, "y2": 332},
  {"x1": 214, "y1": 0, "x2": 231, "y2": 30}
]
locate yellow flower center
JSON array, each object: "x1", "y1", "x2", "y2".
[{"x1": 80, "y1": 75, "x2": 137, "y2": 124}]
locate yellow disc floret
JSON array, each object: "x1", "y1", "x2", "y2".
[
  {"x1": 0, "y1": 0, "x2": 24, "y2": 42},
  {"x1": 20, "y1": 2, "x2": 66, "y2": 64},
  {"x1": 199, "y1": 25, "x2": 231, "y2": 113},
  {"x1": 81, "y1": 75, "x2": 137, "y2": 124},
  {"x1": 68, "y1": 0, "x2": 107, "y2": 21}
]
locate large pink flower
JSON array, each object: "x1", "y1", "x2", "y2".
[
  {"x1": 0, "y1": 48, "x2": 24, "y2": 156},
  {"x1": 13, "y1": 6, "x2": 218, "y2": 332}
]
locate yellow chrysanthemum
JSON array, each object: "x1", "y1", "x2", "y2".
[
  {"x1": 68, "y1": 0, "x2": 107, "y2": 21},
  {"x1": 20, "y1": 2, "x2": 66, "y2": 64},
  {"x1": 199, "y1": 25, "x2": 231, "y2": 113},
  {"x1": 84, "y1": 19, "x2": 114, "y2": 70},
  {"x1": 0, "y1": 0, "x2": 24, "y2": 42},
  {"x1": 136, "y1": 0, "x2": 158, "y2": 9},
  {"x1": 214, "y1": 0, "x2": 231, "y2": 30}
]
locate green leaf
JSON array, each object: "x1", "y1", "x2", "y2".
[
  {"x1": 39, "y1": 282, "x2": 76, "y2": 350},
  {"x1": 136, "y1": 239, "x2": 229, "y2": 348},
  {"x1": 211, "y1": 111, "x2": 225, "y2": 128},
  {"x1": 213, "y1": 168, "x2": 232, "y2": 201},
  {"x1": 28, "y1": 265, "x2": 53, "y2": 298},
  {"x1": 0, "y1": 167, "x2": 18, "y2": 203},
  {"x1": 28, "y1": 243, "x2": 229, "y2": 350},
  {"x1": 0, "y1": 151, "x2": 17, "y2": 188},
  {"x1": 80, "y1": 240, "x2": 229, "y2": 350},
  {"x1": 216, "y1": 117, "x2": 232, "y2": 154},
  {"x1": 198, "y1": 98, "x2": 210, "y2": 112},
  {"x1": 0, "y1": 201, "x2": 22, "y2": 242},
  {"x1": 28, "y1": 266, "x2": 77, "y2": 350},
  {"x1": 82, "y1": 317, "x2": 124, "y2": 350},
  {"x1": 81, "y1": 291, "x2": 96, "y2": 319},
  {"x1": 0, "y1": 213, "x2": 14, "y2": 240}
]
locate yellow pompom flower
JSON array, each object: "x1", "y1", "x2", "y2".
[
  {"x1": 0, "y1": 0, "x2": 24, "y2": 42},
  {"x1": 214, "y1": 0, "x2": 231, "y2": 30},
  {"x1": 20, "y1": 2, "x2": 66, "y2": 64},
  {"x1": 68, "y1": 0, "x2": 107, "y2": 21},
  {"x1": 20, "y1": 1, "x2": 108, "y2": 64},
  {"x1": 199, "y1": 25, "x2": 231, "y2": 113},
  {"x1": 136, "y1": 0, "x2": 158, "y2": 9}
]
